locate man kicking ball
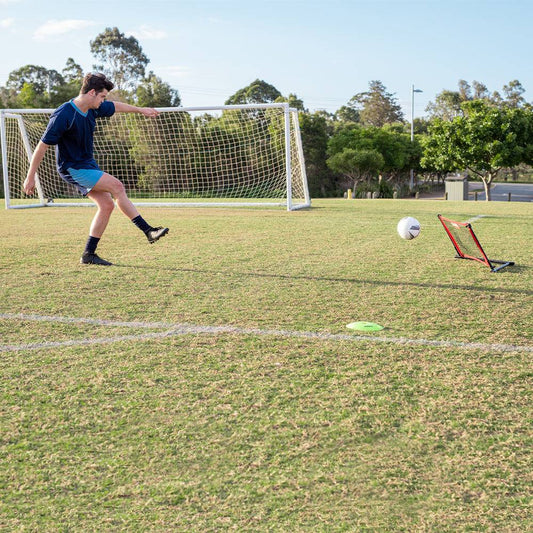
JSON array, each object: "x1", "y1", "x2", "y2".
[{"x1": 23, "y1": 72, "x2": 169, "y2": 265}]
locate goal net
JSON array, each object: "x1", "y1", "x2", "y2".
[
  {"x1": 1, "y1": 103, "x2": 310, "y2": 210},
  {"x1": 437, "y1": 214, "x2": 514, "y2": 272}
]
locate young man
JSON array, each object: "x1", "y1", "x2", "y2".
[{"x1": 23, "y1": 72, "x2": 169, "y2": 266}]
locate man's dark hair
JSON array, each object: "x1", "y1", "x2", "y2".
[{"x1": 81, "y1": 73, "x2": 114, "y2": 94}]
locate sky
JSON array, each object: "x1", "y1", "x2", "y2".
[{"x1": 1, "y1": 0, "x2": 532, "y2": 119}]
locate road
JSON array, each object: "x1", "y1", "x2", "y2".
[{"x1": 469, "y1": 182, "x2": 533, "y2": 202}]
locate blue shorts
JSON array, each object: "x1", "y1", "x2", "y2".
[{"x1": 65, "y1": 167, "x2": 104, "y2": 195}]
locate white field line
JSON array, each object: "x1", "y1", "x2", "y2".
[
  {"x1": 0, "y1": 330, "x2": 184, "y2": 353},
  {"x1": 0, "y1": 312, "x2": 531, "y2": 354},
  {"x1": 464, "y1": 215, "x2": 488, "y2": 224}
]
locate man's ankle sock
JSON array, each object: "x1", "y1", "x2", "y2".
[
  {"x1": 131, "y1": 215, "x2": 152, "y2": 233},
  {"x1": 85, "y1": 236, "x2": 100, "y2": 255}
]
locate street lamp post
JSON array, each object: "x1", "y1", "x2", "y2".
[{"x1": 410, "y1": 84, "x2": 423, "y2": 191}]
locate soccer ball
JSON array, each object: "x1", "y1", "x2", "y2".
[{"x1": 397, "y1": 216, "x2": 421, "y2": 240}]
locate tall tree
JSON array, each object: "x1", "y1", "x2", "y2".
[
  {"x1": 334, "y1": 105, "x2": 359, "y2": 123},
  {"x1": 50, "y1": 58, "x2": 85, "y2": 104},
  {"x1": 472, "y1": 80, "x2": 490, "y2": 100},
  {"x1": 426, "y1": 89, "x2": 464, "y2": 120},
  {"x1": 62, "y1": 58, "x2": 83, "y2": 84},
  {"x1": 135, "y1": 72, "x2": 181, "y2": 107},
  {"x1": 502, "y1": 80, "x2": 526, "y2": 108},
  {"x1": 422, "y1": 100, "x2": 533, "y2": 200},
  {"x1": 427, "y1": 79, "x2": 530, "y2": 119},
  {"x1": 225, "y1": 79, "x2": 281, "y2": 105},
  {"x1": 90, "y1": 27, "x2": 149, "y2": 92},
  {"x1": 344, "y1": 80, "x2": 404, "y2": 127},
  {"x1": 457, "y1": 79, "x2": 471, "y2": 101}
]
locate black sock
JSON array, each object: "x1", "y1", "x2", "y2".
[
  {"x1": 85, "y1": 236, "x2": 100, "y2": 255},
  {"x1": 131, "y1": 215, "x2": 152, "y2": 233}
]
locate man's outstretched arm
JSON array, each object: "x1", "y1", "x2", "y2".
[{"x1": 113, "y1": 101, "x2": 159, "y2": 118}]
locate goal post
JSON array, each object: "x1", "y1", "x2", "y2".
[
  {"x1": 437, "y1": 214, "x2": 514, "y2": 272},
  {"x1": 1, "y1": 103, "x2": 311, "y2": 211}
]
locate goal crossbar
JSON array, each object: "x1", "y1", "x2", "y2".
[
  {"x1": 437, "y1": 214, "x2": 514, "y2": 272},
  {"x1": 1, "y1": 103, "x2": 310, "y2": 211}
]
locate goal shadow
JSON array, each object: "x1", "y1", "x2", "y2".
[{"x1": 112, "y1": 264, "x2": 531, "y2": 296}]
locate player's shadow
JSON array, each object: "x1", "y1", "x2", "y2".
[{"x1": 114, "y1": 263, "x2": 531, "y2": 296}]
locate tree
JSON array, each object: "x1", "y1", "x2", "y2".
[
  {"x1": 135, "y1": 72, "x2": 181, "y2": 107},
  {"x1": 334, "y1": 105, "x2": 359, "y2": 123},
  {"x1": 225, "y1": 79, "x2": 281, "y2": 105},
  {"x1": 62, "y1": 58, "x2": 83, "y2": 84},
  {"x1": 425, "y1": 90, "x2": 463, "y2": 120},
  {"x1": 426, "y1": 79, "x2": 493, "y2": 120},
  {"x1": 17, "y1": 82, "x2": 39, "y2": 108},
  {"x1": 5, "y1": 64, "x2": 67, "y2": 107},
  {"x1": 457, "y1": 79, "x2": 471, "y2": 101},
  {"x1": 6, "y1": 65, "x2": 64, "y2": 94},
  {"x1": 327, "y1": 123, "x2": 412, "y2": 179},
  {"x1": 90, "y1": 27, "x2": 149, "y2": 93},
  {"x1": 299, "y1": 112, "x2": 336, "y2": 197},
  {"x1": 422, "y1": 100, "x2": 533, "y2": 200},
  {"x1": 49, "y1": 58, "x2": 85, "y2": 105},
  {"x1": 275, "y1": 93, "x2": 307, "y2": 112},
  {"x1": 502, "y1": 80, "x2": 526, "y2": 108},
  {"x1": 344, "y1": 80, "x2": 404, "y2": 127},
  {"x1": 427, "y1": 79, "x2": 530, "y2": 120},
  {"x1": 472, "y1": 80, "x2": 490, "y2": 100},
  {"x1": 326, "y1": 122, "x2": 416, "y2": 197},
  {"x1": 327, "y1": 148, "x2": 384, "y2": 189},
  {"x1": 0, "y1": 85, "x2": 23, "y2": 108}
]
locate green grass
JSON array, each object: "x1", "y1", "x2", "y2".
[{"x1": 1, "y1": 199, "x2": 531, "y2": 531}]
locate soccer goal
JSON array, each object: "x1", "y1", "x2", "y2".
[
  {"x1": 437, "y1": 214, "x2": 514, "y2": 272},
  {"x1": 1, "y1": 103, "x2": 310, "y2": 211}
]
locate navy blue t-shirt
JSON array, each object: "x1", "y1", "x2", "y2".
[{"x1": 41, "y1": 100, "x2": 115, "y2": 176}]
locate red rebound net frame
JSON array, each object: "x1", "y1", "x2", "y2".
[{"x1": 438, "y1": 214, "x2": 514, "y2": 272}]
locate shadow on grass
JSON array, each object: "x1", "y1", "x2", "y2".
[{"x1": 113, "y1": 262, "x2": 531, "y2": 296}]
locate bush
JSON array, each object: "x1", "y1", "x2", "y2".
[{"x1": 354, "y1": 179, "x2": 395, "y2": 198}]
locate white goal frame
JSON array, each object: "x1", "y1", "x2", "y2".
[{"x1": 1, "y1": 103, "x2": 310, "y2": 211}]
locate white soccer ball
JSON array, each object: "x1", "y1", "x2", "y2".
[{"x1": 397, "y1": 216, "x2": 421, "y2": 240}]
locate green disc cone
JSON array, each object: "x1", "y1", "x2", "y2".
[{"x1": 346, "y1": 321, "x2": 384, "y2": 332}]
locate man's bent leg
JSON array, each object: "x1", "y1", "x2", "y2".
[
  {"x1": 91, "y1": 173, "x2": 139, "y2": 219},
  {"x1": 91, "y1": 173, "x2": 169, "y2": 244}
]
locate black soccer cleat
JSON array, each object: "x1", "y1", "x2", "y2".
[
  {"x1": 80, "y1": 252, "x2": 113, "y2": 266},
  {"x1": 145, "y1": 226, "x2": 169, "y2": 244}
]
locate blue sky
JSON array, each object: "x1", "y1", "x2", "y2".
[{"x1": 1, "y1": 0, "x2": 532, "y2": 118}]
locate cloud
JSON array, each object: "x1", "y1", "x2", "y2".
[
  {"x1": 0, "y1": 0, "x2": 21, "y2": 5},
  {"x1": 127, "y1": 25, "x2": 167, "y2": 41},
  {"x1": 0, "y1": 18, "x2": 15, "y2": 29},
  {"x1": 33, "y1": 19, "x2": 95, "y2": 41}
]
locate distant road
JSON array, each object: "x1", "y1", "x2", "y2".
[{"x1": 469, "y1": 182, "x2": 533, "y2": 202}]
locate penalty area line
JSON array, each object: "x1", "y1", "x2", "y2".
[{"x1": 0, "y1": 312, "x2": 531, "y2": 354}]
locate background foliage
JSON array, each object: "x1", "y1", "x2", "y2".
[{"x1": 1, "y1": 27, "x2": 533, "y2": 199}]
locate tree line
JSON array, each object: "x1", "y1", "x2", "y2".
[{"x1": 2, "y1": 27, "x2": 533, "y2": 201}]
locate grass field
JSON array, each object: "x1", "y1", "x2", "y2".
[{"x1": 1, "y1": 198, "x2": 531, "y2": 531}]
